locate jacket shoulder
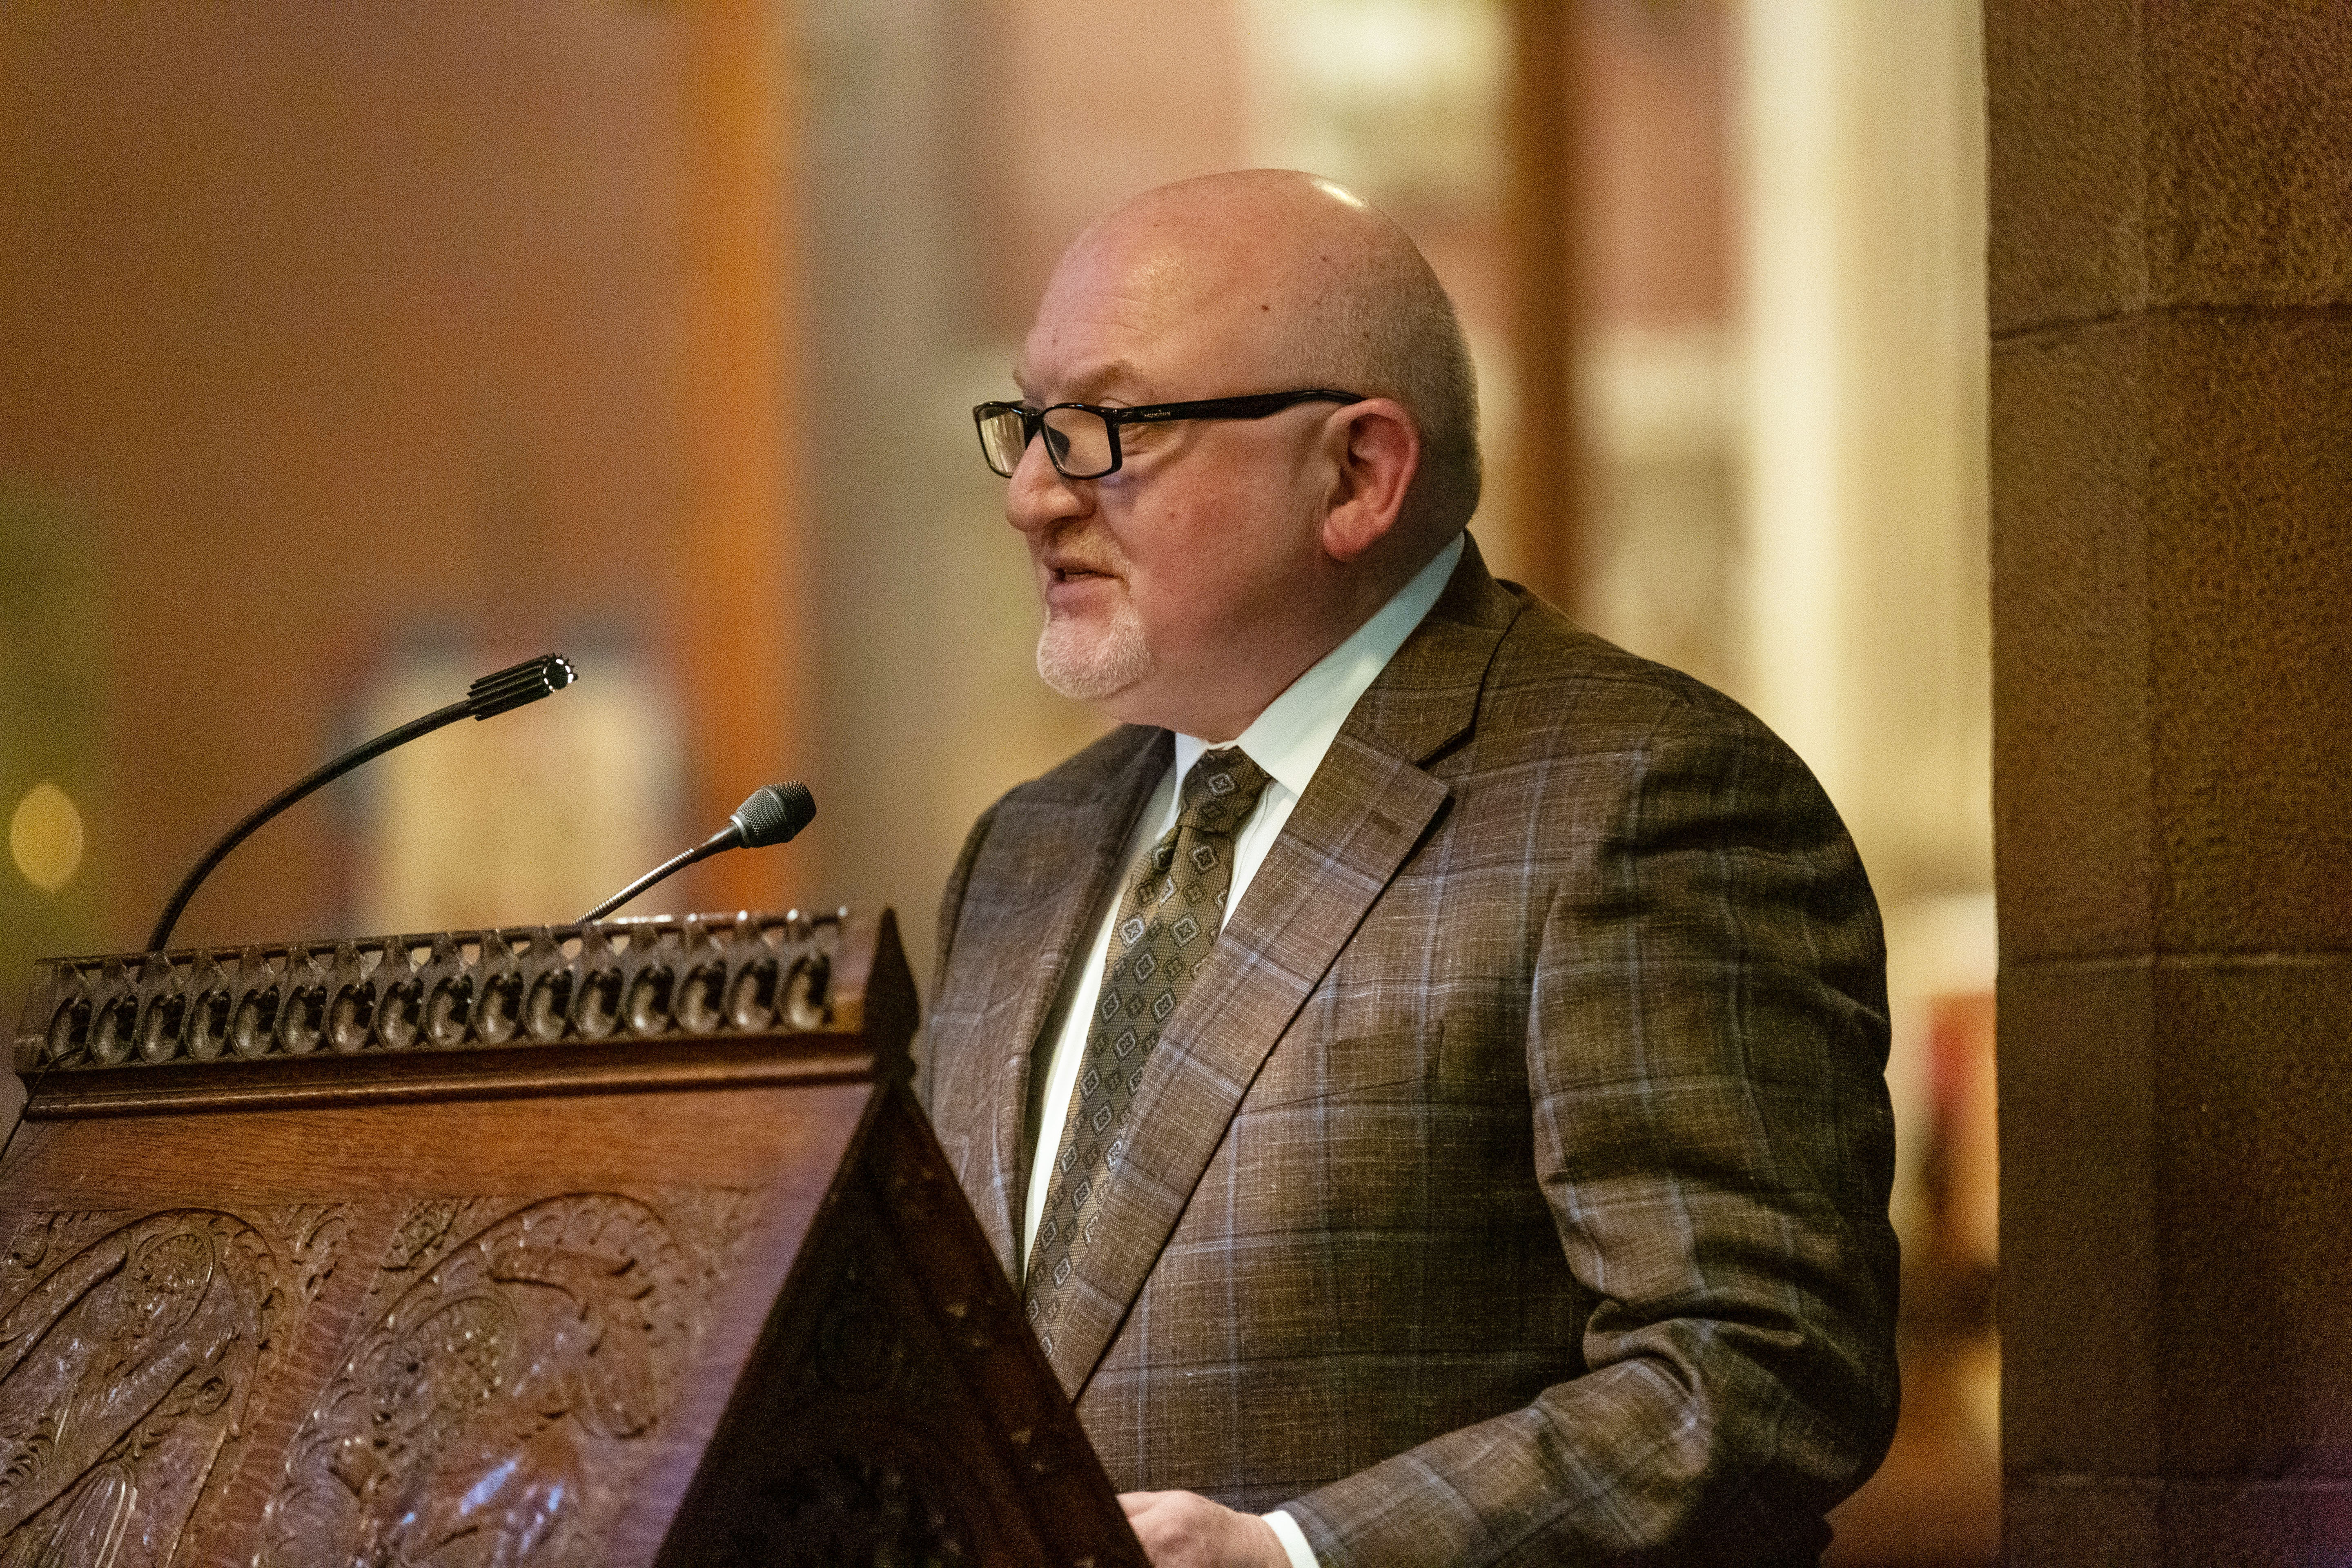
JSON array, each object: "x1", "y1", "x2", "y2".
[{"x1": 1479, "y1": 580, "x2": 1792, "y2": 759}]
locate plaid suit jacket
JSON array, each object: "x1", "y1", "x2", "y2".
[{"x1": 921, "y1": 539, "x2": 1899, "y2": 1566}]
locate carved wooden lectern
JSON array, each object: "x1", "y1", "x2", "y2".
[{"x1": 2, "y1": 910, "x2": 1146, "y2": 1568}]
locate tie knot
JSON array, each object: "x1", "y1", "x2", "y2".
[{"x1": 1176, "y1": 747, "x2": 1272, "y2": 834}]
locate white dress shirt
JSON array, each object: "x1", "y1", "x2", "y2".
[{"x1": 1019, "y1": 535, "x2": 1463, "y2": 1568}]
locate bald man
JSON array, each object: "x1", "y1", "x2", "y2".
[{"x1": 922, "y1": 172, "x2": 1899, "y2": 1568}]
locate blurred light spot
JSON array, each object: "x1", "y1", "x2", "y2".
[{"x1": 10, "y1": 782, "x2": 84, "y2": 893}]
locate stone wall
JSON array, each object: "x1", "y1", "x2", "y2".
[{"x1": 1989, "y1": 4, "x2": 2352, "y2": 1560}]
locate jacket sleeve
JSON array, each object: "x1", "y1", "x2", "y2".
[{"x1": 1284, "y1": 696, "x2": 1901, "y2": 1566}]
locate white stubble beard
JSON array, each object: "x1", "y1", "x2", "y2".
[{"x1": 1035, "y1": 599, "x2": 1154, "y2": 703}]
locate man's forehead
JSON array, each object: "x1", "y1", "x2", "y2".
[
  {"x1": 1011, "y1": 354, "x2": 1152, "y2": 404},
  {"x1": 1015, "y1": 242, "x2": 1193, "y2": 401},
  {"x1": 1015, "y1": 256, "x2": 1296, "y2": 404}
]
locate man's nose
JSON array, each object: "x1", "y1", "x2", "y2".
[{"x1": 1004, "y1": 432, "x2": 1089, "y2": 535}]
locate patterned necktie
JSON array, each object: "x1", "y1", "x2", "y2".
[{"x1": 1025, "y1": 746, "x2": 1274, "y2": 1350}]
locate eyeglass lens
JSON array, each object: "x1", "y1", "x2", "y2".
[
  {"x1": 979, "y1": 406, "x2": 1118, "y2": 479},
  {"x1": 977, "y1": 408, "x2": 1029, "y2": 475}
]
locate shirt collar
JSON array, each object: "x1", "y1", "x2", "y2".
[{"x1": 1173, "y1": 532, "x2": 1465, "y2": 795}]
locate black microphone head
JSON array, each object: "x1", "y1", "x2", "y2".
[
  {"x1": 730, "y1": 782, "x2": 815, "y2": 849},
  {"x1": 468, "y1": 654, "x2": 576, "y2": 719}
]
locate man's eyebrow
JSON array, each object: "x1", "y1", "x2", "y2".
[{"x1": 1011, "y1": 358, "x2": 1150, "y2": 406}]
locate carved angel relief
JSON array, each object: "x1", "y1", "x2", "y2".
[
  {"x1": 0, "y1": 1209, "x2": 299, "y2": 1568},
  {"x1": 258, "y1": 1192, "x2": 744, "y2": 1568}
]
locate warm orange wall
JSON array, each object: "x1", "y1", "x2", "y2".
[
  {"x1": 959, "y1": 1, "x2": 1252, "y2": 344},
  {"x1": 0, "y1": 4, "x2": 807, "y2": 1015},
  {"x1": 1575, "y1": 0, "x2": 1733, "y2": 331}
]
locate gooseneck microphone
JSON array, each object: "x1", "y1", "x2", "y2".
[
  {"x1": 144, "y1": 654, "x2": 577, "y2": 953},
  {"x1": 580, "y1": 782, "x2": 815, "y2": 924}
]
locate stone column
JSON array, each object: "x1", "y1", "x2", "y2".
[{"x1": 1989, "y1": 4, "x2": 2352, "y2": 1561}]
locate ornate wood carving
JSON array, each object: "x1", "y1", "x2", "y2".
[
  {"x1": 10, "y1": 911, "x2": 904, "y2": 1119},
  {"x1": 0, "y1": 1206, "x2": 341, "y2": 1568},
  {"x1": 254, "y1": 1190, "x2": 751, "y2": 1568},
  {"x1": 3, "y1": 910, "x2": 1141, "y2": 1565}
]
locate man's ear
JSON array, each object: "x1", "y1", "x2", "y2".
[{"x1": 1318, "y1": 399, "x2": 1420, "y2": 563}]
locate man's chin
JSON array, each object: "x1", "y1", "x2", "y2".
[{"x1": 1036, "y1": 622, "x2": 1153, "y2": 704}]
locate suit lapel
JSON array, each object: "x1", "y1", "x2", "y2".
[
  {"x1": 1045, "y1": 541, "x2": 1525, "y2": 1394},
  {"x1": 966, "y1": 727, "x2": 1171, "y2": 1267}
]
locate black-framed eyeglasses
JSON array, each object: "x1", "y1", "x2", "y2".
[{"x1": 972, "y1": 388, "x2": 1366, "y2": 480}]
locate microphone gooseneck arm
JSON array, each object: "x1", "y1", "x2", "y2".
[
  {"x1": 145, "y1": 653, "x2": 576, "y2": 953},
  {"x1": 581, "y1": 781, "x2": 815, "y2": 924},
  {"x1": 579, "y1": 831, "x2": 735, "y2": 925}
]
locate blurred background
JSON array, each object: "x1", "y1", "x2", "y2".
[{"x1": 0, "y1": 2, "x2": 1994, "y2": 1561}]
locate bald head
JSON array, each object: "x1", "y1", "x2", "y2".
[{"x1": 1041, "y1": 171, "x2": 1482, "y2": 546}]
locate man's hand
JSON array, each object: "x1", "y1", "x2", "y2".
[{"x1": 1119, "y1": 1490, "x2": 1290, "y2": 1568}]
